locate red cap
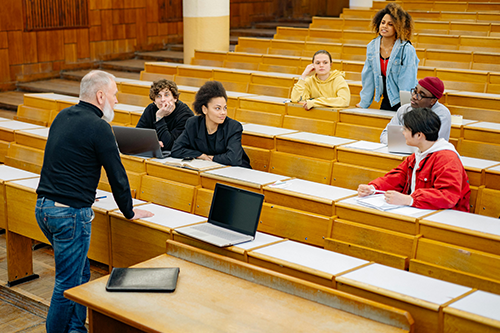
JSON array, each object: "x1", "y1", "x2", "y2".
[{"x1": 419, "y1": 77, "x2": 444, "y2": 100}]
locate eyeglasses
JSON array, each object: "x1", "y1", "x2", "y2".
[{"x1": 410, "y1": 88, "x2": 435, "y2": 101}]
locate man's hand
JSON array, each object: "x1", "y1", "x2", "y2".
[
  {"x1": 357, "y1": 184, "x2": 374, "y2": 197},
  {"x1": 130, "y1": 208, "x2": 154, "y2": 220},
  {"x1": 385, "y1": 190, "x2": 412, "y2": 206},
  {"x1": 197, "y1": 154, "x2": 213, "y2": 161},
  {"x1": 156, "y1": 101, "x2": 176, "y2": 121}
]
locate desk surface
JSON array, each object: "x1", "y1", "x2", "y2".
[
  {"x1": 465, "y1": 121, "x2": 500, "y2": 131},
  {"x1": 234, "y1": 231, "x2": 283, "y2": 250},
  {"x1": 9, "y1": 177, "x2": 40, "y2": 190},
  {"x1": 92, "y1": 189, "x2": 146, "y2": 211},
  {"x1": 338, "y1": 196, "x2": 436, "y2": 218},
  {"x1": 252, "y1": 240, "x2": 369, "y2": 276},
  {"x1": 16, "y1": 127, "x2": 50, "y2": 138},
  {"x1": 0, "y1": 120, "x2": 43, "y2": 131},
  {"x1": 243, "y1": 123, "x2": 297, "y2": 136},
  {"x1": 421, "y1": 209, "x2": 500, "y2": 236},
  {"x1": 24, "y1": 92, "x2": 74, "y2": 100},
  {"x1": 266, "y1": 178, "x2": 357, "y2": 201},
  {"x1": 65, "y1": 253, "x2": 409, "y2": 333},
  {"x1": 203, "y1": 166, "x2": 289, "y2": 185},
  {"x1": 114, "y1": 103, "x2": 145, "y2": 112},
  {"x1": 447, "y1": 290, "x2": 500, "y2": 322},
  {"x1": 0, "y1": 165, "x2": 39, "y2": 182},
  {"x1": 119, "y1": 202, "x2": 207, "y2": 228},
  {"x1": 342, "y1": 140, "x2": 387, "y2": 151},
  {"x1": 279, "y1": 132, "x2": 355, "y2": 146},
  {"x1": 340, "y1": 108, "x2": 395, "y2": 118},
  {"x1": 337, "y1": 263, "x2": 472, "y2": 306},
  {"x1": 460, "y1": 156, "x2": 500, "y2": 169},
  {"x1": 487, "y1": 164, "x2": 500, "y2": 172}
]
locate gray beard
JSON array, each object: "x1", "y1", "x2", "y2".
[{"x1": 102, "y1": 99, "x2": 115, "y2": 123}]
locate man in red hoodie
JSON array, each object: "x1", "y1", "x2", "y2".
[{"x1": 358, "y1": 107, "x2": 470, "y2": 211}]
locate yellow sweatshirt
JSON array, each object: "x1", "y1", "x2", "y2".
[{"x1": 291, "y1": 70, "x2": 351, "y2": 109}]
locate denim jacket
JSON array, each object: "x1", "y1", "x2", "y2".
[{"x1": 359, "y1": 36, "x2": 419, "y2": 108}]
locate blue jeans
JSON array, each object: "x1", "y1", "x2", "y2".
[{"x1": 35, "y1": 197, "x2": 94, "y2": 333}]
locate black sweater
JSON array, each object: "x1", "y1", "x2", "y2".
[
  {"x1": 135, "y1": 100, "x2": 194, "y2": 150},
  {"x1": 37, "y1": 101, "x2": 135, "y2": 219}
]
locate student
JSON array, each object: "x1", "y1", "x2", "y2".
[
  {"x1": 358, "y1": 107, "x2": 470, "y2": 212},
  {"x1": 291, "y1": 50, "x2": 350, "y2": 110},
  {"x1": 136, "y1": 79, "x2": 194, "y2": 150},
  {"x1": 171, "y1": 81, "x2": 251, "y2": 168},
  {"x1": 35, "y1": 70, "x2": 153, "y2": 333},
  {"x1": 356, "y1": 3, "x2": 418, "y2": 111},
  {"x1": 380, "y1": 76, "x2": 451, "y2": 144}
]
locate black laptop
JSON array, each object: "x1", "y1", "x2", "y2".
[
  {"x1": 112, "y1": 126, "x2": 169, "y2": 158},
  {"x1": 176, "y1": 183, "x2": 264, "y2": 247}
]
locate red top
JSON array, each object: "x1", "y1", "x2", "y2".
[
  {"x1": 369, "y1": 150, "x2": 471, "y2": 212},
  {"x1": 380, "y1": 56, "x2": 389, "y2": 77}
]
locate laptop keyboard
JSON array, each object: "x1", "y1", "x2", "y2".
[{"x1": 195, "y1": 223, "x2": 249, "y2": 242}]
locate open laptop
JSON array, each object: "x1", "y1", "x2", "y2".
[
  {"x1": 112, "y1": 126, "x2": 169, "y2": 158},
  {"x1": 387, "y1": 125, "x2": 418, "y2": 154},
  {"x1": 400, "y1": 90, "x2": 411, "y2": 106},
  {"x1": 176, "y1": 183, "x2": 264, "y2": 247}
]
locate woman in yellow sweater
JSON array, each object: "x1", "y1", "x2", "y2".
[{"x1": 291, "y1": 50, "x2": 351, "y2": 110}]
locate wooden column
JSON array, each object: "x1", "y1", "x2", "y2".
[{"x1": 183, "y1": 0, "x2": 230, "y2": 64}]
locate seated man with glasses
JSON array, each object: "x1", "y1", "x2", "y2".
[
  {"x1": 359, "y1": 107, "x2": 470, "y2": 211},
  {"x1": 379, "y1": 76, "x2": 451, "y2": 145}
]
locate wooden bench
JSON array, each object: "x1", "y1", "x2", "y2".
[{"x1": 410, "y1": 237, "x2": 500, "y2": 294}]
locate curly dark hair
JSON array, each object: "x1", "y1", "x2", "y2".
[
  {"x1": 371, "y1": 3, "x2": 414, "y2": 41},
  {"x1": 192, "y1": 81, "x2": 227, "y2": 116},
  {"x1": 149, "y1": 79, "x2": 179, "y2": 101},
  {"x1": 312, "y1": 50, "x2": 332, "y2": 63}
]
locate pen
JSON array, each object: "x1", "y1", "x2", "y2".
[
  {"x1": 95, "y1": 196, "x2": 107, "y2": 200},
  {"x1": 373, "y1": 190, "x2": 386, "y2": 194}
]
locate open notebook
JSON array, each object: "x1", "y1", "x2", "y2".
[{"x1": 176, "y1": 183, "x2": 264, "y2": 247}]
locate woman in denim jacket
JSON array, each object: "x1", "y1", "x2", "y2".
[{"x1": 357, "y1": 3, "x2": 419, "y2": 111}]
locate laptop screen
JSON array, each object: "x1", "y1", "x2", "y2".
[{"x1": 208, "y1": 183, "x2": 264, "y2": 236}]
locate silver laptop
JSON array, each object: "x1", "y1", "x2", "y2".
[
  {"x1": 387, "y1": 125, "x2": 418, "y2": 154},
  {"x1": 176, "y1": 183, "x2": 264, "y2": 247},
  {"x1": 400, "y1": 90, "x2": 411, "y2": 106},
  {"x1": 112, "y1": 126, "x2": 169, "y2": 158}
]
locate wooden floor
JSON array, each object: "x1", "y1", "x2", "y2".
[{"x1": 0, "y1": 232, "x2": 108, "y2": 332}]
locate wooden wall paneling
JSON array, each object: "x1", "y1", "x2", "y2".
[
  {"x1": 158, "y1": 23, "x2": 169, "y2": 36},
  {"x1": 0, "y1": 32, "x2": 8, "y2": 49},
  {"x1": 147, "y1": 23, "x2": 158, "y2": 37},
  {"x1": 65, "y1": 44, "x2": 78, "y2": 63},
  {"x1": 113, "y1": 39, "x2": 128, "y2": 54},
  {"x1": 125, "y1": 24, "x2": 137, "y2": 39},
  {"x1": 89, "y1": 9, "x2": 101, "y2": 26},
  {"x1": 0, "y1": 0, "x2": 23, "y2": 31},
  {"x1": 101, "y1": 10, "x2": 114, "y2": 40},
  {"x1": 96, "y1": 0, "x2": 113, "y2": 10},
  {"x1": 113, "y1": 0, "x2": 125, "y2": 9},
  {"x1": 76, "y1": 29, "x2": 90, "y2": 59},
  {"x1": 90, "y1": 26, "x2": 103, "y2": 42},
  {"x1": 22, "y1": 32, "x2": 38, "y2": 64},
  {"x1": 113, "y1": 9, "x2": 125, "y2": 25},
  {"x1": 113, "y1": 24, "x2": 127, "y2": 40},
  {"x1": 7, "y1": 31, "x2": 23, "y2": 66},
  {"x1": 64, "y1": 30, "x2": 78, "y2": 44},
  {"x1": 136, "y1": 7, "x2": 148, "y2": 45},
  {"x1": 146, "y1": 0, "x2": 159, "y2": 22},
  {"x1": 36, "y1": 30, "x2": 64, "y2": 62},
  {"x1": 124, "y1": 8, "x2": 136, "y2": 24},
  {"x1": 0, "y1": 50, "x2": 11, "y2": 83}
]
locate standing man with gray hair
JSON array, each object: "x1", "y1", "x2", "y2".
[{"x1": 35, "y1": 70, "x2": 153, "y2": 333}]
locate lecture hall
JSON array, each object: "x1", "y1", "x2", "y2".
[{"x1": 1, "y1": 0, "x2": 500, "y2": 332}]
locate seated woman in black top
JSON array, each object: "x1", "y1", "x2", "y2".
[
  {"x1": 171, "y1": 81, "x2": 251, "y2": 168},
  {"x1": 136, "y1": 79, "x2": 193, "y2": 150}
]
